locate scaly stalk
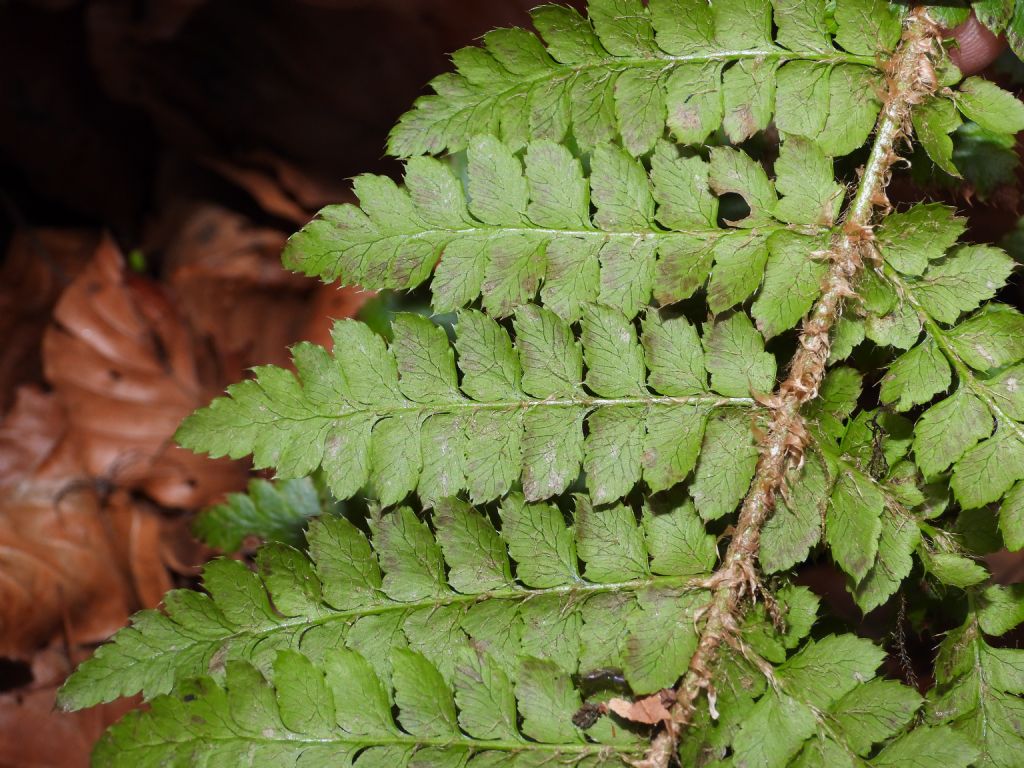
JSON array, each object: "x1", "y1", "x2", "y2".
[{"x1": 641, "y1": 10, "x2": 944, "y2": 767}]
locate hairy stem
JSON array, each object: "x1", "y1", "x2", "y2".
[{"x1": 641, "y1": 10, "x2": 943, "y2": 767}]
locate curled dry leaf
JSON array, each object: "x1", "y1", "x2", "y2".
[
  {"x1": 606, "y1": 691, "x2": 676, "y2": 726},
  {"x1": 0, "y1": 389, "x2": 133, "y2": 658},
  {"x1": 42, "y1": 233, "x2": 246, "y2": 509},
  {"x1": 202, "y1": 154, "x2": 349, "y2": 224},
  {"x1": 0, "y1": 229, "x2": 97, "y2": 414},
  {"x1": 158, "y1": 203, "x2": 367, "y2": 379},
  {"x1": 105, "y1": 489, "x2": 180, "y2": 610},
  {"x1": 0, "y1": 644, "x2": 137, "y2": 768}
]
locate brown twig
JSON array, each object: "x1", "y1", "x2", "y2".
[{"x1": 639, "y1": 10, "x2": 944, "y2": 766}]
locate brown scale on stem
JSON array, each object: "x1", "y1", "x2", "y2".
[{"x1": 637, "y1": 10, "x2": 944, "y2": 767}]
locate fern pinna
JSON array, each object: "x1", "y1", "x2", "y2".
[{"x1": 60, "y1": 1, "x2": 1024, "y2": 767}]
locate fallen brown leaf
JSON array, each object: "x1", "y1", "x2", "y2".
[
  {"x1": 156, "y1": 203, "x2": 301, "y2": 373},
  {"x1": 105, "y1": 490, "x2": 174, "y2": 610},
  {"x1": 157, "y1": 203, "x2": 367, "y2": 379},
  {"x1": 301, "y1": 283, "x2": 373, "y2": 351},
  {"x1": 42, "y1": 233, "x2": 246, "y2": 509},
  {"x1": 0, "y1": 389, "x2": 133, "y2": 658},
  {"x1": 0, "y1": 644, "x2": 137, "y2": 768},
  {"x1": 0, "y1": 229, "x2": 98, "y2": 415},
  {"x1": 203, "y1": 157, "x2": 316, "y2": 225},
  {"x1": 605, "y1": 691, "x2": 675, "y2": 726}
]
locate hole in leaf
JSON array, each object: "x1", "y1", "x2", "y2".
[{"x1": 716, "y1": 192, "x2": 750, "y2": 225}]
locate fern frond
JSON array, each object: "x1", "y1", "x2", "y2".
[
  {"x1": 913, "y1": 77, "x2": 1024, "y2": 179},
  {"x1": 864, "y1": 203, "x2": 1024, "y2": 546},
  {"x1": 68, "y1": 509, "x2": 945, "y2": 768},
  {"x1": 762, "y1": 396, "x2": 928, "y2": 612},
  {"x1": 779, "y1": 356, "x2": 996, "y2": 612},
  {"x1": 84, "y1": 625, "x2": 974, "y2": 768},
  {"x1": 681, "y1": 635, "x2": 978, "y2": 768},
  {"x1": 284, "y1": 136, "x2": 838, "y2": 324},
  {"x1": 59, "y1": 494, "x2": 723, "y2": 710},
  {"x1": 61, "y1": 468, "x2": 956, "y2": 756},
  {"x1": 386, "y1": 0, "x2": 895, "y2": 158},
  {"x1": 175, "y1": 307, "x2": 769, "y2": 507},
  {"x1": 194, "y1": 477, "x2": 327, "y2": 551},
  {"x1": 90, "y1": 649, "x2": 646, "y2": 767},
  {"x1": 928, "y1": 593, "x2": 1024, "y2": 768}
]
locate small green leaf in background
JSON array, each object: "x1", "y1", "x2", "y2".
[{"x1": 194, "y1": 477, "x2": 327, "y2": 551}]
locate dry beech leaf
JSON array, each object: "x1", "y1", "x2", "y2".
[
  {"x1": 157, "y1": 204, "x2": 367, "y2": 379},
  {"x1": 0, "y1": 644, "x2": 137, "y2": 768},
  {"x1": 157, "y1": 204, "x2": 301, "y2": 375},
  {"x1": 202, "y1": 150, "x2": 354, "y2": 222},
  {"x1": 105, "y1": 490, "x2": 212, "y2": 608},
  {"x1": 0, "y1": 229, "x2": 98, "y2": 414},
  {"x1": 105, "y1": 490, "x2": 174, "y2": 610},
  {"x1": 0, "y1": 384, "x2": 66, "y2": 484},
  {"x1": 42, "y1": 233, "x2": 246, "y2": 509},
  {"x1": 155, "y1": 512, "x2": 212, "y2": 578},
  {"x1": 300, "y1": 282, "x2": 372, "y2": 350},
  {"x1": 606, "y1": 692, "x2": 675, "y2": 726},
  {"x1": 0, "y1": 389, "x2": 133, "y2": 657},
  {"x1": 203, "y1": 157, "x2": 316, "y2": 224}
]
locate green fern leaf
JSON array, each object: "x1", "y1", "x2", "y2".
[
  {"x1": 386, "y1": 0, "x2": 891, "y2": 158},
  {"x1": 914, "y1": 96, "x2": 964, "y2": 178},
  {"x1": 795, "y1": 404, "x2": 937, "y2": 609},
  {"x1": 922, "y1": 550, "x2": 990, "y2": 589},
  {"x1": 89, "y1": 650, "x2": 637, "y2": 767},
  {"x1": 58, "y1": 494, "x2": 720, "y2": 711},
  {"x1": 914, "y1": 77, "x2": 1024, "y2": 179},
  {"x1": 760, "y1": 450, "x2": 830, "y2": 573},
  {"x1": 683, "y1": 633, "x2": 945, "y2": 768},
  {"x1": 79, "y1": 587, "x2": 926, "y2": 768},
  {"x1": 876, "y1": 221, "x2": 1024, "y2": 538},
  {"x1": 193, "y1": 477, "x2": 326, "y2": 551},
  {"x1": 876, "y1": 204, "x2": 967, "y2": 277},
  {"x1": 929, "y1": 611, "x2": 1024, "y2": 767},
  {"x1": 880, "y1": 340, "x2": 952, "y2": 412},
  {"x1": 284, "y1": 136, "x2": 836, "y2": 321},
  {"x1": 871, "y1": 726, "x2": 980, "y2": 768},
  {"x1": 772, "y1": 137, "x2": 844, "y2": 227},
  {"x1": 175, "y1": 308, "x2": 763, "y2": 507},
  {"x1": 853, "y1": 507, "x2": 920, "y2": 613},
  {"x1": 956, "y1": 77, "x2": 1024, "y2": 136},
  {"x1": 826, "y1": 470, "x2": 886, "y2": 584}
]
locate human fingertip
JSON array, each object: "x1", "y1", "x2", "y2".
[{"x1": 947, "y1": 14, "x2": 1006, "y2": 76}]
